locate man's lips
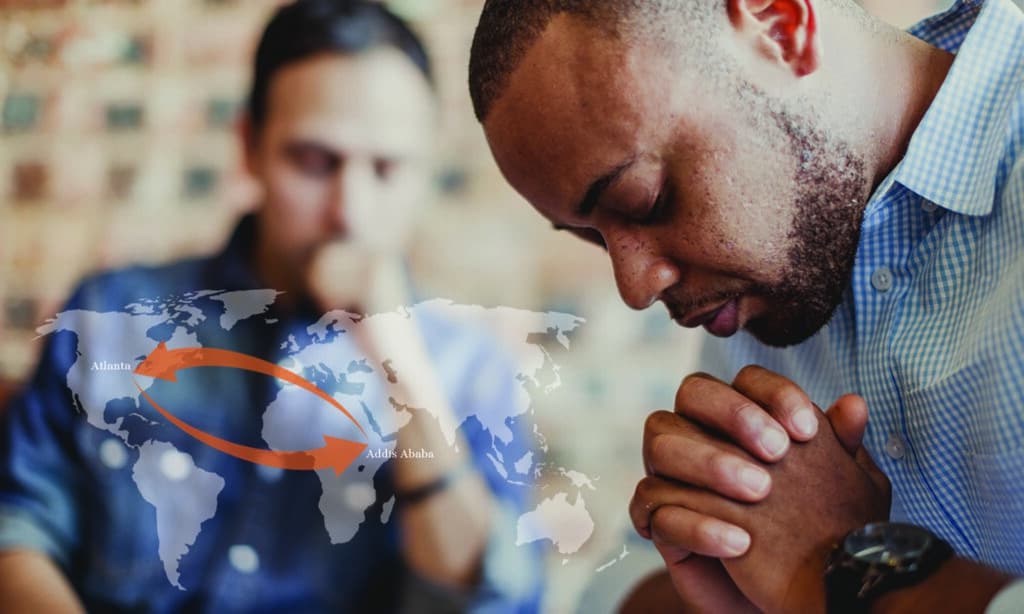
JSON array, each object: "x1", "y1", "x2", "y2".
[
  {"x1": 678, "y1": 300, "x2": 730, "y2": 328},
  {"x1": 674, "y1": 298, "x2": 742, "y2": 337}
]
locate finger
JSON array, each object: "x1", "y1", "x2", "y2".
[
  {"x1": 825, "y1": 394, "x2": 869, "y2": 455},
  {"x1": 649, "y1": 504, "x2": 751, "y2": 559},
  {"x1": 630, "y1": 474, "x2": 766, "y2": 538},
  {"x1": 674, "y1": 373, "x2": 791, "y2": 462},
  {"x1": 650, "y1": 555, "x2": 761, "y2": 614},
  {"x1": 642, "y1": 415, "x2": 772, "y2": 502},
  {"x1": 731, "y1": 364, "x2": 820, "y2": 441}
]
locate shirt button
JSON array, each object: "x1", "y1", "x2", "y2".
[
  {"x1": 871, "y1": 267, "x2": 894, "y2": 293},
  {"x1": 100, "y1": 439, "x2": 128, "y2": 469},
  {"x1": 228, "y1": 545, "x2": 260, "y2": 574},
  {"x1": 922, "y1": 200, "x2": 938, "y2": 213},
  {"x1": 885, "y1": 434, "x2": 906, "y2": 460}
]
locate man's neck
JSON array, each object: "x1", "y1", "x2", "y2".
[
  {"x1": 825, "y1": 13, "x2": 955, "y2": 193},
  {"x1": 252, "y1": 216, "x2": 305, "y2": 312},
  {"x1": 864, "y1": 32, "x2": 955, "y2": 188}
]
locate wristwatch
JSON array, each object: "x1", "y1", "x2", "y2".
[{"x1": 825, "y1": 522, "x2": 954, "y2": 614}]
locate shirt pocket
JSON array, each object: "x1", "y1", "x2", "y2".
[{"x1": 964, "y1": 447, "x2": 1024, "y2": 574}]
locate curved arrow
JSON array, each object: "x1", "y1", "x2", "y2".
[
  {"x1": 136, "y1": 382, "x2": 367, "y2": 475},
  {"x1": 135, "y1": 342, "x2": 366, "y2": 438}
]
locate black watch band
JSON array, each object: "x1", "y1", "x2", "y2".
[{"x1": 825, "y1": 526, "x2": 954, "y2": 614}]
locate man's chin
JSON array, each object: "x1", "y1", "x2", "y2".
[{"x1": 744, "y1": 311, "x2": 832, "y2": 348}]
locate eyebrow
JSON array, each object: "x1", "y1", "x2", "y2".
[
  {"x1": 573, "y1": 158, "x2": 636, "y2": 220},
  {"x1": 285, "y1": 138, "x2": 417, "y2": 163},
  {"x1": 285, "y1": 139, "x2": 339, "y2": 155}
]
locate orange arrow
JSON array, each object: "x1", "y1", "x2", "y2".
[
  {"x1": 136, "y1": 383, "x2": 367, "y2": 475},
  {"x1": 135, "y1": 342, "x2": 366, "y2": 438}
]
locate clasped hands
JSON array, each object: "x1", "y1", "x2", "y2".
[{"x1": 630, "y1": 366, "x2": 892, "y2": 613}]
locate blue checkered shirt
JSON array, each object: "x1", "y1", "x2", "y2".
[{"x1": 702, "y1": 0, "x2": 1024, "y2": 574}]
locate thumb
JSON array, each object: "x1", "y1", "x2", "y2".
[
  {"x1": 855, "y1": 445, "x2": 891, "y2": 497},
  {"x1": 825, "y1": 394, "x2": 869, "y2": 455}
]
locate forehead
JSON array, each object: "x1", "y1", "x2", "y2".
[
  {"x1": 483, "y1": 14, "x2": 680, "y2": 216},
  {"x1": 265, "y1": 49, "x2": 434, "y2": 153}
]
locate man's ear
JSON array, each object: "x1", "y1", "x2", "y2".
[
  {"x1": 237, "y1": 112, "x2": 260, "y2": 177},
  {"x1": 726, "y1": 0, "x2": 822, "y2": 77}
]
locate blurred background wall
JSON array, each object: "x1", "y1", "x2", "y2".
[{"x1": 0, "y1": 0, "x2": 1003, "y2": 611}]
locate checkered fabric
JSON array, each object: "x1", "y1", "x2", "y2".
[{"x1": 701, "y1": 0, "x2": 1024, "y2": 573}]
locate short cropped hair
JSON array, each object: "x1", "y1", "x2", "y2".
[
  {"x1": 468, "y1": 0, "x2": 868, "y2": 122},
  {"x1": 249, "y1": 0, "x2": 433, "y2": 130},
  {"x1": 468, "y1": 0, "x2": 718, "y2": 121}
]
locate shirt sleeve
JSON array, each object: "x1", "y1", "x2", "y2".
[
  {"x1": 416, "y1": 333, "x2": 544, "y2": 614},
  {"x1": 0, "y1": 312, "x2": 87, "y2": 570}
]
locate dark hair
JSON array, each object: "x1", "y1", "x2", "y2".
[
  {"x1": 468, "y1": 0, "x2": 719, "y2": 122},
  {"x1": 468, "y1": 0, "x2": 871, "y2": 122},
  {"x1": 248, "y1": 0, "x2": 433, "y2": 129}
]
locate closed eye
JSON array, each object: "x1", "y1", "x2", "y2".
[
  {"x1": 285, "y1": 142, "x2": 340, "y2": 178},
  {"x1": 373, "y1": 157, "x2": 400, "y2": 181},
  {"x1": 642, "y1": 180, "x2": 671, "y2": 225},
  {"x1": 554, "y1": 225, "x2": 607, "y2": 250}
]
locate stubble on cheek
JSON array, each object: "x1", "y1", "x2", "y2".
[
  {"x1": 746, "y1": 109, "x2": 870, "y2": 347},
  {"x1": 690, "y1": 155, "x2": 798, "y2": 287}
]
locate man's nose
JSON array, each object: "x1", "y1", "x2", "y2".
[
  {"x1": 328, "y1": 160, "x2": 375, "y2": 236},
  {"x1": 605, "y1": 229, "x2": 680, "y2": 310}
]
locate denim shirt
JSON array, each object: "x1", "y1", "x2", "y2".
[{"x1": 0, "y1": 216, "x2": 543, "y2": 613}]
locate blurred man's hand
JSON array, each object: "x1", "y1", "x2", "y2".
[
  {"x1": 306, "y1": 240, "x2": 407, "y2": 314},
  {"x1": 307, "y1": 239, "x2": 492, "y2": 589}
]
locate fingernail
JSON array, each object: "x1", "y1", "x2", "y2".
[
  {"x1": 793, "y1": 408, "x2": 818, "y2": 438},
  {"x1": 738, "y1": 464, "x2": 771, "y2": 496},
  {"x1": 717, "y1": 525, "x2": 751, "y2": 556},
  {"x1": 761, "y1": 427, "x2": 788, "y2": 457}
]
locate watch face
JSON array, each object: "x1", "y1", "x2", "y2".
[{"x1": 844, "y1": 523, "x2": 934, "y2": 569}]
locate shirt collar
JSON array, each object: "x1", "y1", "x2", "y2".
[
  {"x1": 202, "y1": 213, "x2": 262, "y2": 291},
  {"x1": 888, "y1": 0, "x2": 1024, "y2": 217}
]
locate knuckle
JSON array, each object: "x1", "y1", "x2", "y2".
[
  {"x1": 734, "y1": 364, "x2": 764, "y2": 385},
  {"x1": 676, "y1": 372, "x2": 713, "y2": 407},
  {"x1": 705, "y1": 450, "x2": 728, "y2": 483},
  {"x1": 646, "y1": 433, "x2": 675, "y2": 474},
  {"x1": 695, "y1": 517, "x2": 721, "y2": 547},
  {"x1": 630, "y1": 479, "x2": 662, "y2": 530},
  {"x1": 628, "y1": 496, "x2": 645, "y2": 528},
  {"x1": 767, "y1": 385, "x2": 803, "y2": 415},
  {"x1": 632, "y1": 477, "x2": 657, "y2": 506},
  {"x1": 651, "y1": 507, "x2": 701, "y2": 550},
  {"x1": 643, "y1": 410, "x2": 675, "y2": 439},
  {"x1": 727, "y1": 400, "x2": 760, "y2": 432},
  {"x1": 649, "y1": 505, "x2": 678, "y2": 537}
]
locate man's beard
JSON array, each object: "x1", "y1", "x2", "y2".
[{"x1": 739, "y1": 86, "x2": 872, "y2": 348}]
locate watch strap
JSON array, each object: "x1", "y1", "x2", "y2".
[{"x1": 826, "y1": 529, "x2": 954, "y2": 614}]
